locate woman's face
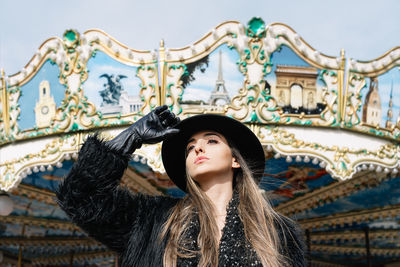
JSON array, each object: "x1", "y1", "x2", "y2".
[{"x1": 185, "y1": 131, "x2": 240, "y2": 184}]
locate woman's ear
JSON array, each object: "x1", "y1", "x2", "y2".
[{"x1": 232, "y1": 157, "x2": 240, "y2": 168}]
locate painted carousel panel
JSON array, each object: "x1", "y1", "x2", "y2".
[
  {"x1": 84, "y1": 50, "x2": 145, "y2": 118},
  {"x1": 10, "y1": 60, "x2": 65, "y2": 135},
  {"x1": 177, "y1": 44, "x2": 243, "y2": 116}
]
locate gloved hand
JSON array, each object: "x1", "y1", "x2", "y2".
[{"x1": 105, "y1": 105, "x2": 180, "y2": 156}]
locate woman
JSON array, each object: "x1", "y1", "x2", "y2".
[{"x1": 57, "y1": 105, "x2": 305, "y2": 267}]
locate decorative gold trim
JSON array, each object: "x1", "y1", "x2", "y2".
[
  {"x1": 298, "y1": 204, "x2": 400, "y2": 230},
  {"x1": 269, "y1": 23, "x2": 341, "y2": 70},
  {"x1": 310, "y1": 259, "x2": 346, "y2": 267},
  {"x1": 122, "y1": 167, "x2": 161, "y2": 196},
  {"x1": 11, "y1": 184, "x2": 57, "y2": 206},
  {"x1": 260, "y1": 125, "x2": 398, "y2": 179},
  {"x1": 275, "y1": 171, "x2": 388, "y2": 215},
  {"x1": 311, "y1": 244, "x2": 400, "y2": 257},
  {"x1": 0, "y1": 215, "x2": 80, "y2": 231},
  {"x1": 0, "y1": 236, "x2": 101, "y2": 247},
  {"x1": 30, "y1": 250, "x2": 115, "y2": 266},
  {"x1": 310, "y1": 229, "x2": 399, "y2": 242},
  {"x1": 1, "y1": 69, "x2": 10, "y2": 136}
]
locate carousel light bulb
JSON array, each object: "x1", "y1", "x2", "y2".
[
  {"x1": 64, "y1": 153, "x2": 71, "y2": 160},
  {"x1": 274, "y1": 153, "x2": 281, "y2": 159},
  {"x1": 314, "y1": 51, "x2": 320, "y2": 60},
  {"x1": 190, "y1": 45, "x2": 196, "y2": 54},
  {"x1": 238, "y1": 24, "x2": 245, "y2": 35},
  {"x1": 140, "y1": 157, "x2": 147, "y2": 164},
  {"x1": 20, "y1": 172, "x2": 27, "y2": 179},
  {"x1": 33, "y1": 166, "x2": 39, "y2": 173},
  {"x1": 36, "y1": 50, "x2": 42, "y2": 59},
  {"x1": 376, "y1": 166, "x2": 383, "y2": 173},
  {"x1": 303, "y1": 156, "x2": 310, "y2": 163},
  {"x1": 295, "y1": 156, "x2": 302, "y2": 162},
  {"x1": 286, "y1": 156, "x2": 292, "y2": 163},
  {"x1": 212, "y1": 28, "x2": 218, "y2": 40},
  {"x1": 389, "y1": 51, "x2": 396, "y2": 60},
  {"x1": 39, "y1": 166, "x2": 45, "y2": 172},
  {"x1": 224, "y1": 27, "x2": 230, "y2": 35},
  {"x1": 294, "y1": 34, "x2": 301, "y2": 46},
  {"x1": 266, "y1": 145, "x2": 273, "y2": 152},
  {"x1": 301, "y1": 47, "x2": 308, "y2": 56},
  {"x1": 56, "y1": 162, "x2": 63, "y2": 168},
  {"x1": 361, "y1": 164, "x2": 368, "y2": 170},
  {"x1": 392, "y1": 168, "x2": 398, "y2": 174},
  {"x1": 268, "y1": 28, "x2": 275, "y2": 38},
  {"x1": 47, "y1": 165, "x2": 54, "y2": 172},
  {"x1": 369, "y1": 164, "x2": 375, "y2": 171},
  {"x1": 0, "y1": 194, "x2": 13, "y2": 216},
  {"x1": 81, "y1": 35, "x2": 87, "y2": 45},
  {"x1": 107, "y1": 38, "x2": 112, "y2": 48},
  {"x1": 128, "y1": 51, "x2": 133, "y2": 60},
  {"x1": 72, "y1": 153, "x2": 78, "y2": 160},
  {"x1": 319, "y1": 161, "x2": 327, "y2": 168},
  {"x1": 133, "y1": 155, "x2": 140, "y2": 162},
  {"x1": 312, "y1": 158, "x2": 319, "y2": 165},
  {"x1": 26, "y1": 168, "x2": 32, "y2": 175}
]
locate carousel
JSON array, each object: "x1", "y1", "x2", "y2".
[{"x1": 0, "y1": 17, "x2": 399, "y2": 266}]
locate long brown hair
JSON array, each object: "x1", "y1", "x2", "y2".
[{"x1": 161, "y1": 143, "x2": 289, "y2": 267}]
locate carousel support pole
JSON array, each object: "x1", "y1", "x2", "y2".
[
  {"x1": 364, "y1": 226, "x2": 371, "y2": 267},
  {"x1": 158, "y1": 39, "x2": 166, "y2": 107},
  {"x1": 69, "y1": 250, "x2": 74, "y2": 267},
  {"x1": 305, "y1": 229, "x2": 311, "y2": 267},
  {"x1": 17, "y1": 224, "x2": 26, "y2": 267},
  {"x1": 114, "y1": 255, "x2": 119, "y2": 267},
  {"x1": 337, "y1": 49, "x2": 346, "y2": 123},
  {"x1": 1, "y1": 69, "x2": 10, "y2": 136},
  {"x1": 69, "y1": 229, "x2": 76, "y2": 267}
]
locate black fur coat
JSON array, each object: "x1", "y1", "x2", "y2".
[{"x1": 56, "y1": 136, "x2": 306, "y2": 266}]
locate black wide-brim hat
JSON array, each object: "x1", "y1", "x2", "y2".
[{"x1": 161, "y1": 114, "x2": 265, "y2": 192}]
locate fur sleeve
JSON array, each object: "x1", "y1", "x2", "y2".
[
  {"x1": 56, "y1": 134, "x2": 150, "y2": 254},
  {"x1": 277, "y1": 215, "x2": 307, "y2": 267}
]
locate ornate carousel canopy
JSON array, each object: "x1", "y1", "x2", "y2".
[{"x1": 0, "y1": 18, "x2": 399, "y2": 266}]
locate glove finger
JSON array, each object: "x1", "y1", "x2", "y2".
[
  {"x1": 158, "y1": 109, "x2": 172, "y2": 120},
  {"x1": 162, "y1": 128, "x2": 180, "y2": 138},
  {"x1": 154, "y1": 105, "x2": 168, "y2": 115},
  {"x1": 163, "y1": 114, "x2": 179, "y2": 128},
  {"x1": 172, "y1": 116, "x2": 180, "y2": 127}
]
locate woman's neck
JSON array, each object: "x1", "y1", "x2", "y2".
[{"x1": 201, "y1": 179, "x2": 233, "y2": 215}]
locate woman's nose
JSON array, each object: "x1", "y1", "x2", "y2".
[{"x1": 194, "y1": 141, "x2": 204, "y2": 154}]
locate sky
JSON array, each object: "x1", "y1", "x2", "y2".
[{"x1": 0, "y1": 0, "x2": 399, "y2": 76}]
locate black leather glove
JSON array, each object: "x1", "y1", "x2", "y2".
[{"x1": 105, "y1": 105, "x2": 180, "y2": 156}]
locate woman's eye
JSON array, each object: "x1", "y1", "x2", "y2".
[
  {"x1": 208, "y1": 139, "x2": 218, "y2": 144},
  {"x1": 187, "y1": 145, "x2": 194, "y2": 153}
]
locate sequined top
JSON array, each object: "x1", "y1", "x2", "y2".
[{"x1": 177, "y1": 192, "x2": 262, "y2": 266}]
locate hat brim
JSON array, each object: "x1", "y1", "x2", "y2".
[{"x1": 161, "y1": 114, "x2": 265, "y2": 192}]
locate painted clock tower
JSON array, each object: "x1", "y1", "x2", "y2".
[{"x1": 34, "y1": 80, "x2": 56, "y2": 128}]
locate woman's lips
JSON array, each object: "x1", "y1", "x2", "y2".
[{"x1": 194, "y1": 156, "x2": 209, "y2": 164}]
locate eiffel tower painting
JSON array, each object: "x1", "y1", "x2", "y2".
[{"x1": 208, "y1": 50, "x2": 231, "y2": 106}]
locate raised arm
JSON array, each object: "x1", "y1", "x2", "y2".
[{"x1": 56, "y1": 105, "x2": 180, "y2": 254}]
